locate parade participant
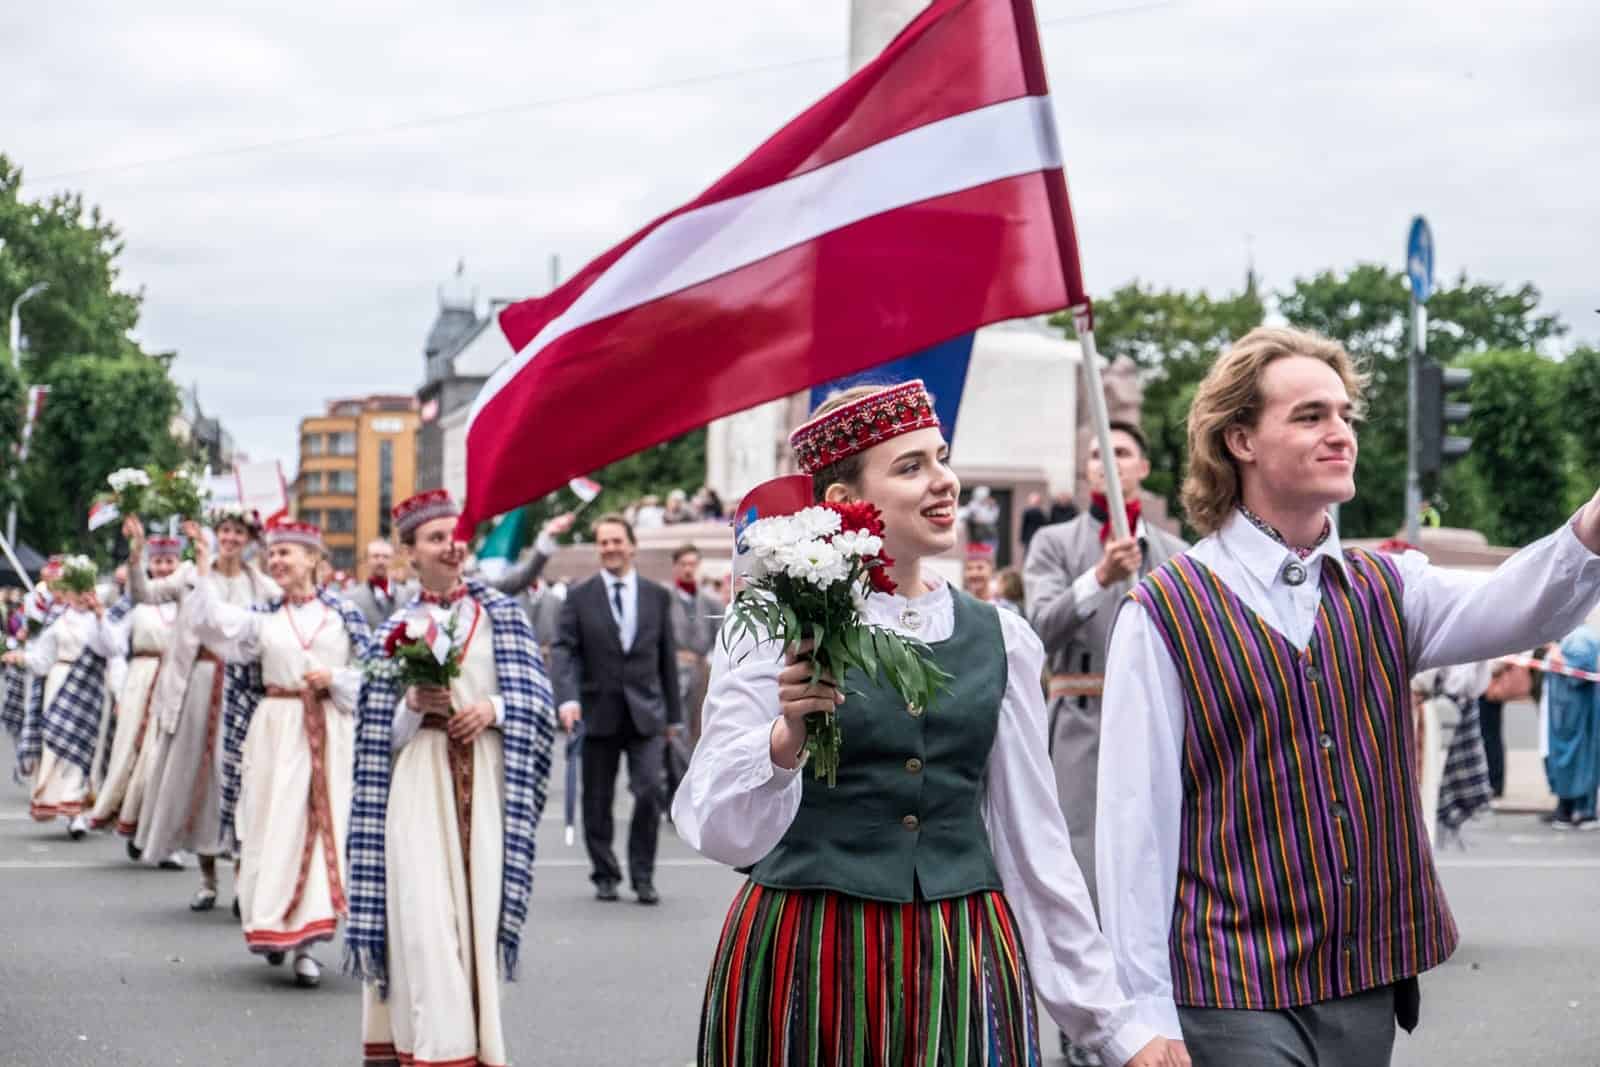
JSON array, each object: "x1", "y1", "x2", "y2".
[
  {"x1": 192, "y1": 518, "x2": 371, "y2": 987},
  {"x1": 1097, "y1": 327, "x2": 1600, "y2": 1066},
  {"x1": 1022, "y1": 421, "x2": 1186, "y2": 916},
  {"x1": 350, "y1": 489, "x2": 556, "y2": 1067},
  {"x1": 6, "y1": 560, "x2": 64, "y2": 781},
  {"x1": 552, "y1": 513, "x2": 683, "y2": 905},
  {"x1": 673, "y1": 381, "x2": 1183, "y2": 1067},
  {"x1": 348, "y1": 539, "x2": 413, "y2": 629},
  {"x1": 961, "y1": 540, "x2": 997, "y2": 600},
  {"x1": 5, "y1": 556, "x2": 106, "y2": 836},
  {"x1": 86, "y1": 536, "x2": 183, "y2": 845},
  {"x1": 125, "y1": 508, "x2": 278, "y2": 908},
  {"x1": 668, "y1": 543, "x2": 719, "y2": 740}
]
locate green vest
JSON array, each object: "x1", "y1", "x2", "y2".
[{"x1": 748, "y1": 591, "x2": 1008, "y2": 903}]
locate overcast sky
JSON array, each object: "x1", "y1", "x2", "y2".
[{"x1": 7, "y1": 0, "x2": 1596, "y2": 469}]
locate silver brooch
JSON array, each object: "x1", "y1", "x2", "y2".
[
  {"x1": 898, "y1": 606, "x2": 924, "y2": 631},
  {"x1": 1283, "y1": 561, "x2": 1308, "y2": 587}
]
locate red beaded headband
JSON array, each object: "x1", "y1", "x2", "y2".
[
  {"x1": 391, "y1": 489, "x2": 459, "y2": 538},
  {"x1": 264, "y1": 521, "x2": 324, "y2": 551},
  {"x1": 788, "y1": 380, "x2": 940, "y2": 476}
]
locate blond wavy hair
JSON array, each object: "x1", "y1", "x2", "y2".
[{"x1": 1181, "y1": 326, "x2": 1368, "y2": 535}]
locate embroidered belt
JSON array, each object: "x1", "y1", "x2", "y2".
[
  {"x1": 1048, "y1": 673, "x2": 1106, "y2": 700},
  {"x1": 182, "y1": 649, "x2": 228, "y2": 839},
  {"x1": 418, "y1": 710, "x2": 480, "y2": 1016},
  {"x1": 264, "y1": 685, "x2": 347, "y2": 919}
]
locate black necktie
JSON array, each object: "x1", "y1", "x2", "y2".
[{"x1": 612, "y1": 582, "x2": 625, "y2": 625}]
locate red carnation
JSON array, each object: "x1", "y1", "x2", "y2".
[
  {"x1": 823, "y1": 500, "x2": 886, "y2": 539},
  {"x1": 383, "y1": 623, "x2": 406, "y2": 657},
  {"x1": 868, "y1": 556, "x2": 897, "y2": 595}
]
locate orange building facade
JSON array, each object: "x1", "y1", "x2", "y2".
[{"x1": 293, "y1": 395, "x2": 420, "y2": 577}]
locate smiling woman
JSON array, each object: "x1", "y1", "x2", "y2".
[{"x1": 671, "y1": 379, "x2": 1179, "y2": 1067}]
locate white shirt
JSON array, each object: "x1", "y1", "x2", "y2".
[
  {"x1": 671, "y1": 578, "x2": 1157, "y2": 1066},
  {"x1": 1097, "y1": 509, "x2": 1600, "y2": 1039},
  {"x1": 604, "y1": 568, "x2": 639, "y2": 652}
]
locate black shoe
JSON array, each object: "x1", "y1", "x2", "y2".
[
  {"x1": 126, "y1": 840, "x2": 142, "y2": 862},
  {"x1": 232, "y1": 897, "x2": 241, "y2": 920},
  {"x1": 635, "y1": 884, "x2": 660, "y2": 906},
  {"x1": 265, "y1": 951, "x2": 286, "y2": 967},
  {"x1": 594, "y1": 881, "x2": 619, "y2": 902}
]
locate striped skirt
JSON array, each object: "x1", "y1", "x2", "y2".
[{"x1": 700, "y1": 882, "x2": 1041, "y2": 1067}]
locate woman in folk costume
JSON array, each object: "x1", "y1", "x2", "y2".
[
  {"x1": 4, "y1": 556, "x2": 107, "y2": 837},
  {"x1": 190, "y1": 517, "x2": 372, "y2": 987},
  {"x1": 5, "y1": 561, "x2": 64, "y2": 781},
  {"x1": 350, "y1": 489, "x2": 556, "y2": 1067},
  {"x1": 86, "y1": 536, "x2": 183, "y2": 845},
  {"x1": 125, "y1": 509, "x2": 278, "y2": 907},
  {"x1": 672, "y1": 381, "x2": 1184, "y2": 1067}
]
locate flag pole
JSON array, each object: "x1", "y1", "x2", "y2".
[
  {"x1": 1010, "y1": 0, "x2": 1130, "y2": 541},
  {"x1": 0, "y1": 528, "x2": 35, "y2": 595}
]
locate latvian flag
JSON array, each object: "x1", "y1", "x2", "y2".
[{"x1": 458, "y1": 0, "x2": 1091, "y2": 533}]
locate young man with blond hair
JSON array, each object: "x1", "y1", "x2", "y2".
[{"x1": 1097, "y1": 326, "x2": 1600, "y2": 1065}]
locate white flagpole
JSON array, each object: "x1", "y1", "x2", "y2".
[
  {"x1": 1073, "y1": 307, "x2": 1131, "y2": 542},
  {"x1": 0, "y1": 528, "x2": 36, "y2": 594}
]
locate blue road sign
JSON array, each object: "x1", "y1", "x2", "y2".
[{"x1": 1407, "y1": 216, "x2": 1434, "y2": 304}]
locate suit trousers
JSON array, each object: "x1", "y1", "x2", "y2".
[
  {"x1": 581, "y1": 716, "x2": 665, "y2": 889},
  {"x1": 1177, "y1": 985, "x2": 1397, "y2": 1067}
]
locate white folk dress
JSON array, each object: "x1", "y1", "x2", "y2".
[
  {"x1": 362, "y1": 597, "x2": 512, "y2": 1067},
  {"x1": 87, "y1": 602, "x2": 178, "y2": 833},
  {"x1": 193, "y1": 584, "x2": 361, "y2": 957},
  {"x1": 132, "y1": 563, "x2": 277, "y2": 860},
  {"x1": 26, "y1": 608, "x2": 101, "y2": 822}
]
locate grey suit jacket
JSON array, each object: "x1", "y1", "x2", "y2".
[
  {"x1": 346, "y1": 579, "x2": 418, "y2": 630},
  {"x1": 550, "y1": 573, "x2": 683, "y2": 738},
  {"x1": 1023, "y1": 512, "x2": 1188, "y2": 692}
]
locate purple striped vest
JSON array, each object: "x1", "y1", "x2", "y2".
[{"x1": 1131, "y1": 549, "x2": 1457, "y2": 1010}]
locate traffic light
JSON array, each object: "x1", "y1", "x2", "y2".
[{"x1": 1417, "y1": 363, "x2": 1472, "y2": 478}]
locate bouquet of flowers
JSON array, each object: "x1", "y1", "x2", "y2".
[
  {"x1": 149, "y1": 465, "x2": 210, "y2": 523},
  {"x1": 106, "y1": 467, "x2": 153, "y2": 518},
  {"x1": 57, "y1": 555, "x2": 99, "y2": 596},
  {"x1": 370, "y1": 609, "x2": 464, "y2": 690},
  {"x1": 727, "y1": 500, "x2": 949, "y2": 787}
]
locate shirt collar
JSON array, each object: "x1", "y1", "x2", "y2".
[
  {"x1": 1218, "y1": 508, "x2": 1346, "y2": 588},
  {"x1": 606, "y1": 569, "x2": 636, "y2": 592}
]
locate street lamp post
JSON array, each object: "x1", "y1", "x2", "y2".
[{"x1": 7, "y1": 281, "x2": 48, "y2": 547}]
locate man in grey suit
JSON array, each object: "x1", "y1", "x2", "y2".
[
  {"x1": 667, "y1": 544, "x2": 720, "y2": 741},
  {"x1": 1024, "y1": 420, "x2": 1187, "y2": 1064},
  {"x1": 552, "y1": 513, "x2": 683, "y2": 905},
  {"x1": 346, "y1": 539, "x2": 417, "y2": 628}
]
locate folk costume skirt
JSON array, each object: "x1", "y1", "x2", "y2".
[
  {"x1": 88, "y1": 652, "x2": 164, "y2": 832},
  {"x1": 235, "y1": 689, "x2": 353, "y2": 956},
  {"x1": 135, "y1": 650, "x2": 229, "y2": 859},
  {"x1": 362, "y1": 723, "x2": 508, "y2": 1067},
  {"x1": 700, "y1": 882, "x2": 1041, "y2": 1067},
  {"x1": 30, "y1": 662, "x2": 89, "y2": 821}
]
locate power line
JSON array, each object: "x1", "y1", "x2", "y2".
[{"x1": 31, "y1": 0, "x2": 1177, "y2": 184}]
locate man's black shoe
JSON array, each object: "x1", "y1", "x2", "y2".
[
  {"x1": 635, "y1": 884, "x2": 660, "y2": 906},
  {"x1": 594, "y1": 881, "x2": 620, "y2": 902}
]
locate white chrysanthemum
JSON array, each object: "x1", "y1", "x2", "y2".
[
  {"x1": 792, "y1": 506, "x2": 842, "y2": 539},
  {"x1": 832, "y1": 530, "x2": 883, "y2": 559},
  {"x1": 108, "y1": 468, "x2": 151, "y2": 491},
  {"x1": 777, "y1": 538, "x2": 847, "y2": 587},
  {"x1": 404, "y1": 614, "x2": 431, "y2": 639}
]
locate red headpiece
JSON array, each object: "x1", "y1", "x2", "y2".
[
  {"x1": 391, "y1": 489, "x2": 459, "y2": 539},
  {"x1": 40, "y1": 556, "x2": 64, "y2": 581},
  {"x1": 964, "y1": 541, "x2": 995, "y2": 561},
  {"x1": 264, "y1": 519, "x2": 324, "y2": 551},
  {"x1": 788, "y1": 380, "x2": 940, "y2": 476},
  {"x1": 147, "y1": 536, "x2": 186, "y2": 559}
]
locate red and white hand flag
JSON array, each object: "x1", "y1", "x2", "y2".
[{"x1": 458, "y1": 0, "x2": 1089, "y2": 533}]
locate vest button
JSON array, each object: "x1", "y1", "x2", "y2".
[
  {"x1": 905, "y1": 757, "x2": 923, "y2": 774},
  {"x1": 1331, "y1": 802, "x2": 1349, "y2": 820},
  {"x1": 907, "y1": 704, "x2": 924, "y2": 718},
  {"x1": 1341, "y1": 935, "x2": 1357, "y2": 952},
  {"x1": 1304, "y1": 664, "x2": 1322, "y2": 683},
  {"x1": 1341, "y1": 869, "x2": 1355, "y2": 887},
  {"x1": 901, "y1": 814, "x2": 920, "y2": 831},
  {"x1": 1319, "y1": 733, "x2": 1335, "y2": 751}
]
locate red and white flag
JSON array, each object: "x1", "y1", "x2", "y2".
[
  {"x1": 87, "y1": 500, "x2": 121, "y2": 532},
  {"x1": 568, "y1": 477, "x2": 603, "y2": 504},
  {"x1": 458, "y1": 0, "x2": 1089, "y2": 533}
]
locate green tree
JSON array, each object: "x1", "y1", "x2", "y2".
[
  {"x1": 0, "y1": 155, "x2": 144, "y2": 378},
  {"x1": 1564, "y1": 346, "x2": 1600, "y2": 475},
  {"x1": 1276, "y1": 265, "x2": 1565, "y2": 538},
  {"x1": 21, "y1": 355, "x2": 181, "y2": 554},
  {"x1": 1439, "y1": 350, "x2": 1571, "y2": 546},
  {"x1": 1056, "y1": 281, "x2": 1265, "y2": 530}
]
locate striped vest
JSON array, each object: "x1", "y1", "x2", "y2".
[{"x1": 1131, "y1": 549, "x2": 1457, "y2": 1010}]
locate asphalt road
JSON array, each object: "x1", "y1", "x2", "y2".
[{"x1": 2, "y1": 747, "x2": 1597, "y2": 1066}]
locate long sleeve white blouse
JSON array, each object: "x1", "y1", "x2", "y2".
[
  {"x1": 188, "y1": 579, "x2": 363, "y2": 715},
  {"x1": 1096, "y1": 509, "x2": 1600, "y2": 1039},
  {"x1": 671, "y1": 579, "x2": 1156, "y2": 1067}
]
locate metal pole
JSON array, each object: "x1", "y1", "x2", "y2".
[
  {"x1": 1405, "y1": 299, "x2": 1425, "y2": 546},
  {"x1": 7, "y1": 282, "x2": 47, "y2": 553},
  {"x1": 1074, "y1": 311, "x2": 1131, "y2": 541}
]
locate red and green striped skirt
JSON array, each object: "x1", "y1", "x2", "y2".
[{"x1": 699, "y1": 881, "x2": 1042, "y2": 1066}]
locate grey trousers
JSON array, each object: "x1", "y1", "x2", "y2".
[{"x1": 1178, "y1": 985, "x2": 1397, "y2": 1067}]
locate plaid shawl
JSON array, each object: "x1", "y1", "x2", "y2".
[
  {"x1": 2, "y1": 665, "x2": 25, "y2": 743},
  {"x1": 344, "y1": 579, "x2": 556, "y2": 994},
  {"x1": 13, "y1": 602, "x2": 68, "y2": 775},
  {"x1": 42, "y1": 598, "x2": 135, "y2": 777},
  {"x1": 218, "y1": 590, "x2": 374, "y2": 852},
  {"x1": 1435, "y1": 692, "x2": 1494, "y2": 844}
]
